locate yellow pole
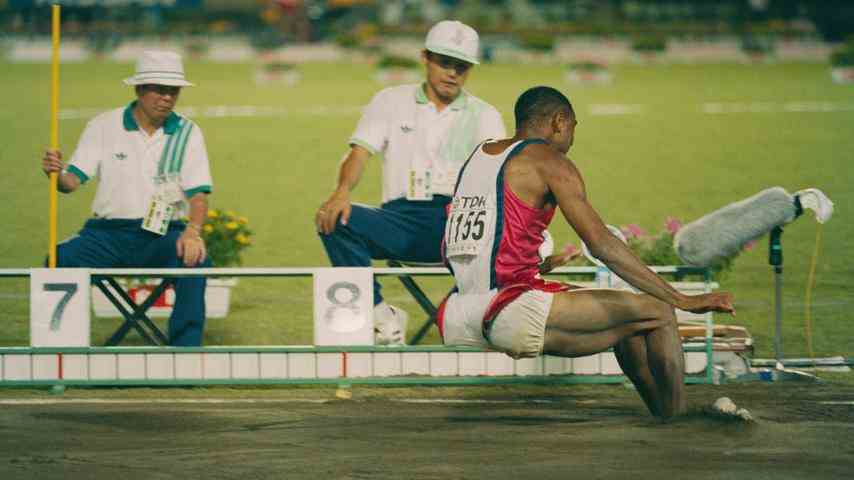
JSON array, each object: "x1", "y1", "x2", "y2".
[{"x1": 48, "y1": 4, "x2": 60, "y2": 268}]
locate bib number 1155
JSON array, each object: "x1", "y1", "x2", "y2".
[{"x1": 445, "y1": 207, "x2": 489, "y2": 257}]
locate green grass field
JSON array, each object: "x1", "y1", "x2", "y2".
[{"x1": 0, "y1": 60, "x2": 851, "y2": 357}]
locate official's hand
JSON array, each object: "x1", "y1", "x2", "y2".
[
  {"x1": 42, "y1": 149, "x2": 64, "y2": 177},
  {"x1": 176, "y1": 230, "x2": 207, "y2": 267},
  {"x1": 315, "y1": 190, "x2": 352, "y2": 235},
  {"x1": 679, "y1": 292, "x2": 735, "y2": 316}
]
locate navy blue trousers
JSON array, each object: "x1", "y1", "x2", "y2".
[
  {"x1": 56, "y1": 219, "x2": 211, "y2": 346},
  {"x1": 319, "y1": 196, "x2": 450, "y2": 305}
]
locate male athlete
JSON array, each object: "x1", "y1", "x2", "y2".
[{"x1": 439, "y1": 86, "x2": 735, "y2": 419}]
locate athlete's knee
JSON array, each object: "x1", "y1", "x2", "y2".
[
  {"x1": 624, "y1": 318, "x2": 669, "y2": 335},
  {"x1": 639, "y1": 295, "x2": 676, "y2": 321}
]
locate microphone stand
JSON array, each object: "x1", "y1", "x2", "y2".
[{"x1": 766, "y1": 226, "x2": 819, "y2": 382}]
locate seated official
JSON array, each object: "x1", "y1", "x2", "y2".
[{"x1": 41, "y1": 51, "x2": 213, "y2": 346}]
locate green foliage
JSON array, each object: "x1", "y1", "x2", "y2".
[
  {"x1": 185, "y1": 37, "x2": 210, "y2": 56},
  {"x1": 741, "y1": 36, "x2": 775, "y2": 55},
  {"x1": 263, "y1": 61, "x2": 297, "y2": 73},
  {"x1": 830, "y1": 47, "x2": 854, "y2": 67},
  {"x1": 335, "y1": 32, "x2": 360, "y2": 49},
  {"x1": 517, "y1": 31, "x2": 555, "y2": 52},
  {"x1": 86, "y1": 32, "x2": 121, "y2": 54},
  {"x1": 202, "y1": 209, "x2": 253, "y2": 267},
  {"x1": 622, "y1": 224, "x2": 738, "y2": 280},
  {"x1": 631, "y1": 35, "x2": 667, "y2": 53},
  {"x1": 376, "y1": 54, "x2": 418, "y2": 70},
  {"x1": 567, "y1": 61, "x2": 607, "y2": 72},
  {"x1": 250, "y1": 29, "x2": 286, "y2": 52}
]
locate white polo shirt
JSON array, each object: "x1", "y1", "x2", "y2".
[
  {"x1": 349, "y1": 84, "x2": 506, "y2": 203},
  {"x1": 67, "y1": 102, "x2": 213, "y2": 220}
]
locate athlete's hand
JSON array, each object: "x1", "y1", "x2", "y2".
[
  {"x1": 42, "y1": 149, "x2": 64, "y2": 177},
  {"x1": 679, "y1": 292, "x2": 735, "y2": 316},
  {"x1": 316, "y1": 190, "x2": 352, "y2": 235},
  {"x1": 176, "y1": 230, "x2": 207, "y2": 267},
  {"x1": 539, "y1": 243, "x2": 581, "y2": 274}
]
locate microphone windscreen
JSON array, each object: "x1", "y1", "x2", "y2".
[{"x1": 674, "y1": 187, "x2": 797, "y2": 267}]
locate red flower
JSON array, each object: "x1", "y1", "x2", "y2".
[
  {"x1": 621, "y1": 224, "x2": 647, "y2": 239},
  {"x1": 665, "y1": 216, "x2": 682, "y2": 234}
]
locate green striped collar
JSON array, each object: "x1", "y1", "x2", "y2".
[
  {"x1": 122, "y1": 101, "x2": 181, "y2": 134},
  {"x1": 415, "y1": 83, "x2": 469, "y2": 111}
]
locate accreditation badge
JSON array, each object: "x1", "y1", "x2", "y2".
[
  {"x1": 406, "y1": 168, "x2": 433, "y2": 201},
  {"x1": 154, "y1": 173, "x2": 184, "y2": 204},
  {"x1": 141, "y1": 198, "x2": 174, "y2": 236}
]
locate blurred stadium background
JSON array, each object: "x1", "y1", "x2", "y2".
[{"x1": 0, "y1": 0, "x2": 852, "y2": 360}]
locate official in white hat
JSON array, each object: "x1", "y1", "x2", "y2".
[
  {"x1": 315, "y1": 20, "x2": 506, "y2": 345},
  {"x1": 40, "y1": 50, "x2": 214, "y2": 346}
]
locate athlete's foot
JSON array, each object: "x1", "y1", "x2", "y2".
[{"x1": 707, "y1": 396, "x2": 754, "y2": 422}]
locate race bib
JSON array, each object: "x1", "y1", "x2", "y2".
[
  {"x1": 406, "y1": 168, "x2": 433, "y2": 201},
  {"x1": 141, "y1": 198, "x2": 174, "y2": 236},
  {"x1": 444, "y1": 194, "x2": 491, "y2": 257}
]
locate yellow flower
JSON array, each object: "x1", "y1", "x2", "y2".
[
  {"x1": 203, "y1": 224, "x2": 214, "y2": 234},
  {"x1": 235, "y1": 233, "x2": 250, "y2": 245},
  {"x1": 226, "y1": 221, "x2": 239, "y2": 230},
  {"x1": 238, "y1": 216, "x2": 249, "y2": 225},
  {"x1": 225, "y1": 210, "x2": 237, "y2": 218},
  {"x1": 207, "y1": 209, "x2": 219, "y2": 218}
]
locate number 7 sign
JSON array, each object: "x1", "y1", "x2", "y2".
[{"x1": 30, "y1": 268, "x2": 91, "y2": 347}]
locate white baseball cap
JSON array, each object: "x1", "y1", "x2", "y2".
[
  {"x1": 424, "y1": 20, "x2": 480, "y2": 65},
  {"x1": 123, "y1": 50, "x2": 195, "y2": 87}
]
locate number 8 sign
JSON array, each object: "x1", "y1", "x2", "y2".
[{"x1": 30, "y1": 268, "x2": 91, "y2": 347}]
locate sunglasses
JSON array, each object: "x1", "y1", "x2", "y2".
[{"x1": 141, "y1": 84, "x2": 182, "y2": 96}]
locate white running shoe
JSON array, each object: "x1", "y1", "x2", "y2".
[{"x1": 374, "y1": 302, "x2": 408, "y2": 346}]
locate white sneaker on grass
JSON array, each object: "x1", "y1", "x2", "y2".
[{"x1": 374, "y1": 302, "x2": 408, "y2": 346}]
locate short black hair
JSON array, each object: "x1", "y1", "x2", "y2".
[{"x1": 514, "y1": 86, "x2": 574, "y2": 130}]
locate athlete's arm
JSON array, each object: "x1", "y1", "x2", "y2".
[
  {"x1": 42, "y1": 149, "x2": 81, "y2": 193},
  {"x1": 538, "y1": 150, "x2": 734, "y2": 314},
  {"x1": 315, "y1": 145, "x2": 371, "y2": 234}
]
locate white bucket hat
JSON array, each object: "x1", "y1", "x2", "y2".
[
  {"x1": 424, "y1": 20, "x2": 480, "y2": 65},
  {"x1": 123, "y1": 50, "x2": 194, "y2": 87}
]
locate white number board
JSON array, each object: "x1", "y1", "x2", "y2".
[
  {"x1": 313, "y1": 268, "x2": 374, "y2": 345},
  {"x1": 30, "y1": 268, "x2": 91, "y2": 347}
]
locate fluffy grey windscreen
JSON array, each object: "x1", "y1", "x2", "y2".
[{"x1": 674, "y1": 187, "x2": 797, "y2": 267}]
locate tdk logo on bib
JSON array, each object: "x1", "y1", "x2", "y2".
[{"x1": 452, "y1": 195, "x2": 487, "y2": 209}]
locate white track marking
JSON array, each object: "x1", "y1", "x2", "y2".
[
  {"x1": 57, "y1": 105, "x2": 363, "y2": 121},
  {"x1": 589, "y1": 104, "x2": 644, "y2": 116},
  {"x1": 53, "y1": 101, "x2": 854, "y2": 122},
  {"x1": 703, "y1": 101, "x2": 854, "y2": 114}
]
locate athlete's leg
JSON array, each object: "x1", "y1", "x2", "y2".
[
  {"x1": 542, "y1": 289, "x2": 685, "y2": 418},
  {"x1": 614, "y1": 334, "x2": 662, "y2": 418}
]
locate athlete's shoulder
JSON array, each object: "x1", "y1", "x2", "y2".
[
  {"x1": 517, "y1": 140, "x2": 560, "y2": 160},
  {"x1": 518, "y1": 142, "x2": 579, "y2": 177}
]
